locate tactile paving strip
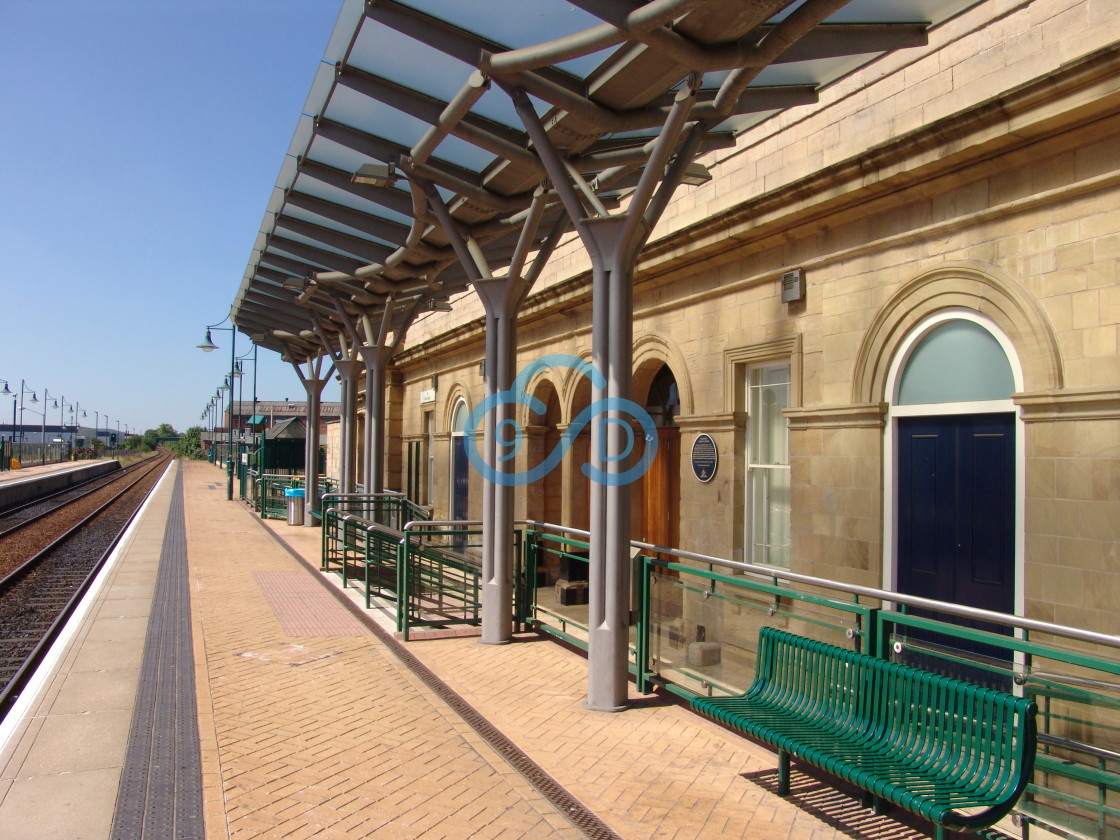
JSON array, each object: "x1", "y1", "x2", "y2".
[
  {"x1": 110, "y1": 472, "x2": 204, "y2": 840},
  {"x1": 252, "y1": 570, "x2": 370, "y2": 636}
]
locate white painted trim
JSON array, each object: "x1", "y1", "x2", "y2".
[{"x1": 882, "y1": 308, "x2": 1026, "y2": 623}]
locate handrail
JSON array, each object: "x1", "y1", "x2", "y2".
[
  {"x1": 1016, "y1": 670, "x2": 1120, "y2": 693},
  {"x1": 323, "y1": 508, "x2": 403, "y2": 539},
  {"x1": 322, "y1": 490, "x2": 405, "y2": 500},
  {"x1": 403, "y1": 519, "x2": 484, "y2": 531},
  {"x1": 516, "y1": 519, "x2": 1120, "y2": 653},
  {"x1": 1037, "y1": 733, "x2": 1120, "y2": 764}
]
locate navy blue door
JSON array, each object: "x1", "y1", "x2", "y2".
[
  {"x1": 897, "y1": 413, "x2": 1015, "y2": 683},
  {"x1": 451, "y1": 435, "x2": 469, "y2": 552},
  {"x1": 452, "y1": 435, "x2": 469, "y2": 520}
]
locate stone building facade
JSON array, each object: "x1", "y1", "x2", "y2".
[{"x1": 372, "y1": 0, "x2": 1118, "y2": 641}]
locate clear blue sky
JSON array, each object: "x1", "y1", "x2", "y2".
[{"x1": 0, "y1": 0, "x2": 343, "y2": 437}]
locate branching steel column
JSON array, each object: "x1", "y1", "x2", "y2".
[
  {"x1": 508, "y1": 77, "x2": 703, "y2": 711},
  {"x1": 290, "y1": 352, "x2": 333, "y2": 527},
  {"x1": 418, "y1": 180, "x2": 557, "y2": 646},
  {"x1": 314, "y1": 313, "x2": 360, "y2": 495}
]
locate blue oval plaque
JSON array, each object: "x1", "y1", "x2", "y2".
[{"x1": 691, "y1": 433, "x2": 718, "y2": 483}]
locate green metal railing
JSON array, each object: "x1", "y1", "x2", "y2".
[
  {"x1": 319, "y1": 505, "x2": 485, "y2": 641},
  {"x1": 320, "y1": 492, "x2": 430, "y2": 530},
  {"x1": 398, "y1": 521, "x2": 489, "y2": 641},
  {"x1": 253, "y1": 473, "x2": 337, "y2": 519}
]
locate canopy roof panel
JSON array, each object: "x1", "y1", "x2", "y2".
[{"x1": 233, "y1": 0, "x2": 983, "y2": 363}]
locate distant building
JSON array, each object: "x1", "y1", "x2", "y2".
[{"x1": 204, "y1": 400, "x2": 341, "y2": 447}]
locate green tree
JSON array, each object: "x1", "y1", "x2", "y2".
[
  {"x1": 123, "y1": 434, "x2": 150, "y2": 451},
  {"x1": 171, "y1": 426, "x2": 205, "y2": 459}
]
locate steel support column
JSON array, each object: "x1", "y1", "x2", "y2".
[
  {"x1": 582, "y1": 216, "x2": 640, "y2": 710},
  {"x1": 301, "y1": 376, "x2": 326, "y2": 525},
  {"x1": 473, "y1": 275, "x2": 529, "y2": 644},
  {"x1": 334, "y1": 359, "x2": 360, "y2": 494},
  {"x1": 358, "y1": 345, "x2": 389, "y2": 494}
]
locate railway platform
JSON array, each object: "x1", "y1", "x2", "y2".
[
  {"x1": 0, "y1": 459, "x2": 119, "y2": 508},
  {"x1": 0, "y1": 459, "x2": 962, "y2": 840}
]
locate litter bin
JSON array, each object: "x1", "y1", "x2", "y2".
[{"x1": 284, "y1": 487, "x2": 305, "y2": 526}]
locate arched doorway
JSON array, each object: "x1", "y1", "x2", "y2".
[
  {"x1": 565, "y1": 374, "x2": 593, "y2": 531},
  {"x1": 639, "y1": 364, "x2": 681, "y2": 555},
  {"x1": 525, "y1": 379, "x2": 562, "y2": 525},
  {"x1": 449, "y1": 398, "x2": 469, "y2": 522},
  {"x1": 886, "y1": 310, "x2": 1023, "y2": 682}
]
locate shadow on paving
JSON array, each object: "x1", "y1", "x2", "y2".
[{"x1": 741, "y1": 767, "x2": 1017, "y2": 840}]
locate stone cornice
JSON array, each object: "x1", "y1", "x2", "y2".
[
  {"x1": 785, "y1": 403, "x2": 887, "y2": 431},
  {"x1": 675, "y1": 412, "x2": 747, "y2": 431},
  {"x1": 1015, "y1": 388, "x2": 1120, "y2": 422}
]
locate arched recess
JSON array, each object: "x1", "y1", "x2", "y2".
[
  {"x1": 632, "y1": 333, "x2": 695, "y2": 418},
  {"x1": 635, "y1": 363, "x2": 682, "y2": 559},
  {"x1": 522, "y1": 377, "x2": 563, "y2": 525},
  {"x1": 852, "y1": 263, "x2": 1063, "y2": 406},
  {"x1": 563, "y1": 361, "x2": 594, "y2": 531}
]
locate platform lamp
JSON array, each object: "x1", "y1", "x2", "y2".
[{"x1": 198, "y1": 320, "x2": 237, "y2": 501}]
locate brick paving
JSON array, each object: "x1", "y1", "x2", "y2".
[{"x1": 181, "y1": 460, "x2": 939, "y2": 840}]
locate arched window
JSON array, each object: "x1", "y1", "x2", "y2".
[{"x1": 897, "y1": 320, "x2": 1015, "y2": 406}]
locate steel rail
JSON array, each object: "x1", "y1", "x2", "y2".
[{"x1": 0, "y1": 457, "x2": 153, "y2": 541}]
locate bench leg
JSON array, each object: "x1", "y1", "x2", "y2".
[{"x1": 777, "y1": 750, "x2": 790, "y2": 796}]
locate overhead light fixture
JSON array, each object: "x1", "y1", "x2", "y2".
[
  {"x1": 681, "y1": 162, "x2": 712, "y2": 186},
  {"x1": 353, "y1": 162, "x2": 397, "y2": 188},
  {"x1": 426, "y1": 299, "x2": 453, "y2": 312},
  {"x1": 282, "y1": 274, "x2": 306, "y2": 289}
]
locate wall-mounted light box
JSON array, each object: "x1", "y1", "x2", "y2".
[{"x1": 781, "y1": 269, "x2": 805, "y2": 303}]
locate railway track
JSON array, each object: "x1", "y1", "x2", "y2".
[{"x1": 0, "y1": 450, "x2": 172, "y2": 719}]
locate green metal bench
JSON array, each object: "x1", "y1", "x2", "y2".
[{"x1": 691, "y1": 627, "x2": 1037, "y2": 840}]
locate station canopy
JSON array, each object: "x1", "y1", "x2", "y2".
[{"x1": 232, "y1": 0, "x2": 982, "y2": 362}]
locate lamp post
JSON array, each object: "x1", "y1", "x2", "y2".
[
  {"x1": 1, "y1": 380, "x2": 15, "y2": 443},
  {"x1": 69, "y1": 403, "x2": 87, "y2": 446},
  {"x1": 198, "y1": 321, "x2": 237, "y2": 500},
  {"x1": 22, "y1": 396, "x2": 46, "y2": 454},
  {"x1": 56, "y1": 396, "x2": 68, "y2": 442},
  {"x1": 0, "y1": 380, "x2": 13, "y2": 471},
  {"x1": 18, "y1": 382, "x2": 39, "y2": 443},
  {"x1": 40, "y1": 388, "x2": 57, "y2": 444},
  {"x1": 233, "y1": 344, "x2": 258, "y2": 447}
]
